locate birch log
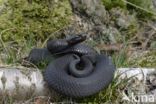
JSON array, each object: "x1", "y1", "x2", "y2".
[
  {"x1": 0, "y1": 66, "x2": 50, "y2": 101},
  {"x1": 0, "y1": 66, "x2": 155, "y2": 101}
]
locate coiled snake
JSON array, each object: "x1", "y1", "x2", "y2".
[{"x1": 26, "y1": 35, "x2": 116, "y2": 98}]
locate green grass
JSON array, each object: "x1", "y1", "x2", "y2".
[
  {"x1": 0, "y1": 0, "x2": 156, "y2": 103},
  {"x1": 102, "y1": 0, "x2": 127, "y2": 10},
  {"x1": 102, "y1": 0, "x2": 155, "y2": 18}
]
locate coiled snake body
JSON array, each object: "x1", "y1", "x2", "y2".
[{"x1": 27, "y1": 35, "x2": 116, "y2": 97}]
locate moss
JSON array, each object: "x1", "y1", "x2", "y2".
[
  {"x1": 102, "y1": 0, "x2": 154, "y2": 19},
  {"x1": 129, "y1": 51, "x2": 156, "y2": 67},
  {"x1": 0, "y1": 0, "x2": 72, "y2": 44},
  {"x1": 0, "y1": 0, "x2": 4, "y2": 4},
  {"x1": 102, "y1": 0, "x2": 127, "y2": 10},
  {"x1": 127, "y1": 0, "x2": 154, "y2": 18}
]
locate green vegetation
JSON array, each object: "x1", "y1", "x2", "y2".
[
  {"x1": 102, "y1": 0, "x2": 127, "y2": 10},
  {"x1": 0, "y1": 0, "x2": 72, "y2": 64},
  {"x1": 0, "y1": 0, "x2": 72, "y2": 44},
  {"x1": 129, "y1": 51, "x2": 156, "y2": 67},
  {"x1": 127, "y1": 0, "x2": 154, "y2": 18},
  {"x1": 102, "y1": 0, "x2": 155, "y2": 18},
  {"x1": 0, "y1": 0, "x2": 156, "y2": 103}
]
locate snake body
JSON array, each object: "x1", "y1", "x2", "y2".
[{"x1": 27, "y1": 35, "x2": 116, "y2": 97}]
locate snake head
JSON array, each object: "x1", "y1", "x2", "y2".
[{"x1": 67, "y1": 34, "x2": 86, "y2": 45}]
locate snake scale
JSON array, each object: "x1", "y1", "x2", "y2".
[{"x1": 26, "y1": 35, "x2": 116, "y2": 98}]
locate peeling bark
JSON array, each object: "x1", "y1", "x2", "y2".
[
  {"x1": 0, "y1": 67, "x2": 155, "y2": 102},
  {"x1": 117, "y1": 68, "x2": 156, "y2": 81},
  {"x1": 0, "y1": 67, "x2": 49, "y2": 101}
]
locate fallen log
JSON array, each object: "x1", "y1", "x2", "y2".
[
  {"x1": 0, "y1": 66, "x2": 50, "y2": 101},
  {"x1": 0, "y1": 66, "x2": 155, "y2": 101}
]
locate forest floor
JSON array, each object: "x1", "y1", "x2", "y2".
[{"x1": 0, "y1": 0, "x2": 156, "y2": 104}]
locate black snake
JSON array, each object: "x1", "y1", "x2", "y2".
[{"x1": 26, "y1": 35, "x2": 116, "y2": 97}]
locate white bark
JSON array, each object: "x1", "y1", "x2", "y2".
[
  {"x1": 0, "y1": 66, "x2": 49, "y2": 101},
  {"x1": 117, "y1": 68, "x2": 156, "y2": 81},
  {"x1": 0, "y1": 67, "x2": 155, "y2": 101}
]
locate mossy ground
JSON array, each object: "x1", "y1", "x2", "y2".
[
  {"x1": 0, "y1": 0, "x2": 72, "y2": 43},
  {"x1": 102, "y1": 0, "x2": 155, "y2": 18},
  {"x1": 128, "y1": 50, "x2": 156, "y2": 67},
  {"x1": 0, "y1": 0, "x2": 72, "y2": 64},
  {"x1": 0, "y1": 0, "x2": 156, "y2": 103}
]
